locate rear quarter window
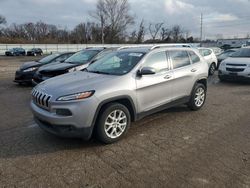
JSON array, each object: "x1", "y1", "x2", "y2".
[
  {"x1": 188, "y1": 51, "x2": 200, "y2": 64},
  {"x1": 169, "y1": 50, "x2": 191, "y2": 69}
]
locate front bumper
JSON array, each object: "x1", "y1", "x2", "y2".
[
  {"x1": 35, "y1": 117, "x2": 93, "y2": 139},
  {"x1": 218, "y1": 68, "x2": 250, "y2": 82},
  {"x1": 14, "y1": 70, "x2": 35, "y2": 84},
  {"x1": 30, "y1": 97, "x2": 99, "y2": 139}
]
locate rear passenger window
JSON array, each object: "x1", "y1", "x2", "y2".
[
  {"x1": 204, "y1": 49, "x2": 212, "y2": 56},
  {"x1": 169, "y1": 50, "x2": 191, "y2": 69},
  {"x1": 143, "y1": 51, "x2": 169, "y2": 73},
  {"x1": 188, "y1": 51, "x2": 200, "y2": 64}
]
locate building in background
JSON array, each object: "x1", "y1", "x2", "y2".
[{"x1": 217, "y1": 38, "x2": 250, "y2": 49}]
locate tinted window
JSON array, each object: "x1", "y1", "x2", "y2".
[
  {"x1": 55, "y1": 54, "x2": 72, "y2": 62},
  {"x1": 65, "y1": 50, "x2": 100, "y2": 64},
  {"x1": 199, "y1": 49, "x2": 212, "y2": 57},
  {"x1": 188, "y1": 51, "x2": 200, "y2": 64},
  {"x1": 39, "y1": 54, "x2": 60, "y2": 64},
  {"x1": 143, "y1": 51, "x2": 169, "y2": 72},
  {"x1": 169, "y1": 50, "x2": 191, "y2": 69}
]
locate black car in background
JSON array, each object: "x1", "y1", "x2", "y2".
[
  {"x1": 5, "y1": 48, "x2": 26, "y2": 56},
  {"x1": 14, "y1": 52, "x2": 74, "y2": 84},
  {"x1": 27, "y1": 48, "x2": 43, "y2": 56},
  {"x1": 32, "y1": 48, "x2": 113, "y2": 85}
]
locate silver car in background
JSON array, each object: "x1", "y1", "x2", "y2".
[
  {"x1": 218, "y1": 47, "x2": 250, "y2": 82},
  {"x1": 31, "y1": 46, "x2": 208, "y2": 144}
]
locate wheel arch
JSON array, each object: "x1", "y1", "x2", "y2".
[{"x1": 91, "y1": 95, "x2": 137, "y2": 131}]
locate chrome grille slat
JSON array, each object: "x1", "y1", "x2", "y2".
[{"x1": 31, "y1": 89, "x2": 51, "y2": 110}]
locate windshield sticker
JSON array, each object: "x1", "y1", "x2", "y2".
[{"x1": 129, "y1": 53, "x2": 143, "y2": 57}]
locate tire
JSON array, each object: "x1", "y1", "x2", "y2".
[
  {"x1": 218, "y1": 75, "x2": 226, "y2": 82},
  {"x1": 96, "y1": 103, "x2": 131, "y2": 144},
  {"x1": 188, "y1": 83, "x2": 206, "y2": 111},
  {"x1": 209, "y1": 63, "x2": 216, "y2": 75}
]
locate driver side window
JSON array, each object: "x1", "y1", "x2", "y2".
[{"x1": 143, "y1": 51, "x2": 169, "y2": 73}]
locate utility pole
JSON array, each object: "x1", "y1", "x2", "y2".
[{"x1": 200, "y1": 13, "x2": 203, "y2": 47}]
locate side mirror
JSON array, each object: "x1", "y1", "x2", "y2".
[
  {"x1": 59, "y1": 60, "x2": 64, "y2": 63},
  {"x1": 137, "y1": 67, "x2": 156, "y2": 76}
]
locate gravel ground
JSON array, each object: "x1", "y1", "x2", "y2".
[{"x1": 0, "y1": 56, "x2": 249, "y2": 188}]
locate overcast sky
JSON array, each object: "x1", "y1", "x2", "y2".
[{"x1": 0, "y1": 0, "x2": 250, "y2": 39}]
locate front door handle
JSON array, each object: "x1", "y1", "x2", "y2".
[
  {"x1": 164, "y1": 75, "x2": 172, "y2": 79},
  {"x1": 191, "y1": 68, "x2": 197, "y2": 72}
]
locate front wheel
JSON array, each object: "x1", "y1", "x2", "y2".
[
  {"x1": 188, "y1": 83, "x2": 206, "y2": 111},
  {"x1": 209, "y1": 63, "x2": 216, "y2": 75},
  {"x1": 96, "y1": 103, "x2": 131, "y2": 144}
]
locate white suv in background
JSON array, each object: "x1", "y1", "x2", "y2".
[
  {"x1": 218, "y1": 47, "x2": 250, "y2": 82},
  {"x1": 199, "y1": 48, "x2": 218, "y2": 75}
]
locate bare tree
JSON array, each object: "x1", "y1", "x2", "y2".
[
  {"x1": 90, "y1": 0, "x2": 134, "y2": 43},
  {"x1": 160, "y1": 27, "x2": 172, "y2": 41},
  {"x1": 171, "y1": 25, "x2": 183, "y2": 42},
  {"x1": 136, "y1": 20, "x2": 145, "y2": 43},
  {"x1": 149, "y1": 22, "x2": 163, "y2": 40},
  {"x1": 0, "y1": 15, "x2": 6, "y2": 25}
]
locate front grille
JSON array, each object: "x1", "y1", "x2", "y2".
[
  {"x1": 226, "y1": 63, "x2": 247, "y2": 66},
  {"x1": 32, "y1": 89, "x2": 51, "y2": 110},
  {"x1": 226, "y1": 68, "x2": 245, "y2": 72}
]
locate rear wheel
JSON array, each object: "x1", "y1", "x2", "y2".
[
  {"x1": 188, "y1": 83, "x2": 206, "y2": 111},
  {"x1": 209, "y1": 63, "x2": 216, "y2": 75},
  {"x1": 96, "y1": 103, "x2": 131, "y2": 144}
]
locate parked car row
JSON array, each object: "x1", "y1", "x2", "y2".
[
  {"x1": 13, "y1": 44, "x2": 249, "y2": 144},
  {"x1": 5, "y1": 48, "x2": 43, "y2": 56}
]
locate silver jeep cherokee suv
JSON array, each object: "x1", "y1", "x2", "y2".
[{"x1": 31, "y1": 46, "x2": 208, "y2": 143}]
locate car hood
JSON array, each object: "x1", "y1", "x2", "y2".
[
  {"x1": 224, "y1": 57, "x2": 250, "y2": 64},
  {"x1": 20, "y1": 61, "x2": 41, "y2": 70},
  {"x1": 36, "y1": 71, "x2": 116, "y2": 98},
  {"x1": 38, "y1": 62, "x2": 76, "y2": 73}
]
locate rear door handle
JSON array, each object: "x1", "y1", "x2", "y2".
[
  {"x1": 164, "y1": 75, "x2": 172, "y2": 79},
  {"x1": 191, "y1": 68, "x2": 197, "y2": 72}
]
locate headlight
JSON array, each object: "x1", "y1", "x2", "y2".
[
  {"x1": 23, "y1": 67, "x2": 38, "y2": 72},
  {"x1": 68, "y1": 67, "x2": 76, "y2": 73},
  {"x1": 57, "y1": 91, "x2": 95, "y2": 101}
]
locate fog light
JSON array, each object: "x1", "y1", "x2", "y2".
[{"x1": 56, "y1": 109, "x2": 72, "y2": 116}]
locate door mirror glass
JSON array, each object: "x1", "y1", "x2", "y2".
[{"x1": 138, "y1": 67, "x2": 156, "y2": 76}]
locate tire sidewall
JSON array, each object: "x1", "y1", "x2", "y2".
[
  {"x1": 96, "y1": 103, "x2": 131, "y2": 144},
  {"x1": 209, "y1": 63, "x2": 216, "y2": 75},
  {"x1": 189, "y1": 83, "x2": 206, "y2": 111}
]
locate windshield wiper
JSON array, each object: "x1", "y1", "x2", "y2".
[{"x1": 88, "y1": 70, "x2": 111, "y2": 75}]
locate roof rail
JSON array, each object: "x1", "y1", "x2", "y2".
[
  {"x1": 117, "y1": 45, "x2": 153, "y2": 50},
  {"x1": 150, "y1": 44, "x2": 192, "y2": 50}
]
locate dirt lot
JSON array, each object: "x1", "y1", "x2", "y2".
[{"x1": 0, "y1": 56, "x2": 250, "y2": 188}]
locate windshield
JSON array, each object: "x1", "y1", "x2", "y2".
[
  {"x1": 230, "y1": 48, "x2": 250, "y2": 58},
  {"x1": 65, "y1": 50, "x2": 99, "y2": 64},
  {"x1": 218, "y1": 50, "x2": 235, "y2": 58},
  {"x1": 86, "y1": 51, "x2": 145, "y2": 75},
  {"x1": 39, "y1": 54, "x2": 60, "y2": 64}
]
